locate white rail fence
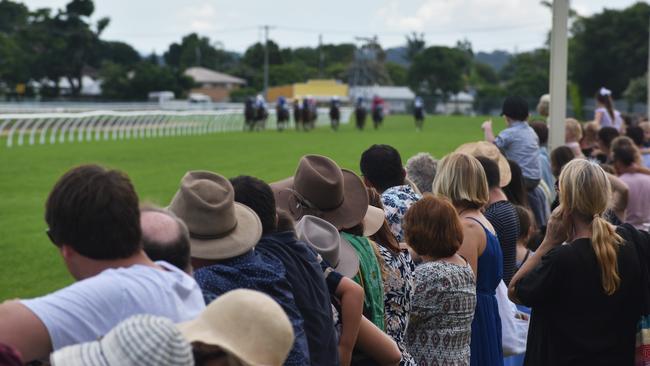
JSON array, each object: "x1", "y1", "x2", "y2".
[{"x1": 0, "y1": 108, "x2": 351, "y2": 148}]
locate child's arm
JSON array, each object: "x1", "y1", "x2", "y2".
[{"x1": 482, "y1": 120, "x2": 496, "y2": 143}]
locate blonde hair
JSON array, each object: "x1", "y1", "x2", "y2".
[
  {"x1": 432, "y1": 152, "x2": 489, "y2": 209},
  {"x1": 558, "y1": 159, "x2": 623, "y2": 295},
  {"x1": 537, "y1": 94, "x2": 550, "y2": 117},
  {"x1": 583, "y1": 121, "x2": 599, "y2": 140},
  {"x1": 565, "y1": 118, "x2": 582, "y2": 142}
]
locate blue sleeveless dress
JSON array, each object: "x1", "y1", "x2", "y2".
[{"x1": 467, "y1": 217, "x2": 504, "y2": 366}]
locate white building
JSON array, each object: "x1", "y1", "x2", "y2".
[
  {"x1": 435, "y1": 91, "x2": 475, "y2": 115},
  {"x1": 349, "y1": 85, "x2": 415, "y2": 113}
]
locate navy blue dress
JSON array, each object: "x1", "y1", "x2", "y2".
[{"x1": 467, "y1": 217, "x2": 504, "y2": 366}]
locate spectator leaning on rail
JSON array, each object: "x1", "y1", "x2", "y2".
[
  {"x1": 0, "y1": 164, "x2": 205, "y2": 362},
  {"x1": 360, "y1": 144, "x2": 422, "y2": 242}
]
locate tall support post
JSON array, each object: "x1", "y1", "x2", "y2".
[
  {"x1": 647, "y1": 12, "x2": 650, "y2": 121},
  {"x1": 548, "y1": 0, "x2": 569, "y2": 151},
  {"x1": 263, "y1": 25, "x2": 270, "y2": 99}
]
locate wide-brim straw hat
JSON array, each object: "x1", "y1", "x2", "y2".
[
  {"x1": 295, "y1": 215, "x2": 359, "y2": 278},
  {"x1": 177, "y1": 289, "x2": 294, "y2": 366},
  {"x1": 455, "y1": 141, "x2": 512, "y2": 187},
  {"x1": 50, "y1": 315, "x2": 194, "y2": 366},
  {"x1": 271, "y1": 155, "x2": 382, "y2": 232},
  {"x1": 168, "y1": 171, "x2": 262, "y2": 260}
]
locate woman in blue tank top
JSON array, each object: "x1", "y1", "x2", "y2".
[{"x1": 433, "y1": 152, "x2": 504, "y2": 366}]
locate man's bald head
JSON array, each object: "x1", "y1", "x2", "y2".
[{"x1": 140, "y1": 206, "x2": 191, "y2": 273}]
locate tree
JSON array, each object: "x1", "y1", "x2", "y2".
[
  {"x1": 500, "y1": 48, "x2": 549, "y2": 98},
  {"x1": 407, "y1": 46, "x2": 470, "y2": 99},
  {"x1": 385, "y1": 62, "x2": 407, "y2": 85},
  {"x1": 0, "y1": 0, "x2": 28, "y2": 34},
  {"x1": 569, "y1": 2, "x2": 650, "y2": 97},
  {"x1": 623, "y1": 74, "x2": 647, "y2": 108},
  {"x1": 405, "y1": 32, "x2": 425, "y2": 63},
  {"x1": 163, "y1": 33, "x2": 236, "y2": 71},
  {"x1": 96, "y1": 41, "x2": 140, "y2": 67},
  {"x1": 242, "y1": 40, "x2": 283, "y2": 69},
  {"x1": 100, "y1": 61, "x2": 193, "y2": 100}
]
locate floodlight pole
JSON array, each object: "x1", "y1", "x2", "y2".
[
  {"x1": 647, "y1": 13, "x2": 650, "y2": 121},
  {"x1": 263, "y1": 25, "x2": 271, "y2": 99},
  {"x1": 548, "y1": 0, "x2": 569, "y2": 151}
]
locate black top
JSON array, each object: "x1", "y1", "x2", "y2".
[
  {"x1": 485, "y1": 200, "x2": 519, "y2": 285},
  {"x1": 515, "y1": 224, "x2": 647, "y2": 366},
  {"x1": 256, "y1": 231, "x2": 340, "y2": 366}
]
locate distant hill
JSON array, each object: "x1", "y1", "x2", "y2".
[
  {"x1": 474, "y1": 50, "x2": 512, "y2": 72},
  {"x1": 385, "y1": 47, "x2": 409, "y2": 66}
]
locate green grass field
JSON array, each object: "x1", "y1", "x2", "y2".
[{"x1": 0, "y1": 114, "x2": 503, "y2": 300}]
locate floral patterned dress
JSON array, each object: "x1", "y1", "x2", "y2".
[
  {"x1": 405, "y1": 260, "x2": 477, "y2": 366},
  {"x1": 376, "y1": 244, "x2": 416, "y2": 366}
]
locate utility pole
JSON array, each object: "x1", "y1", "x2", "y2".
[
  {"x1": 319, "y1": 34, "x2": 324, "y2": 78},
  {"x1": 647, "y1": 13, "x2": 650, "y2": 121},
  {"x1": 548, "y1": 0, "x2": 569, "y2": 151},
  {"x1": 262, "y1": 25, "x2": 274, "y2": 99}
]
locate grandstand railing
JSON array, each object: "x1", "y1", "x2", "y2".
[{"x1": 0, "y1": 108, "x2": 351, "y2": 148}]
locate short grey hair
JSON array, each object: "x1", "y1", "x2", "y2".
[{"x1": 405, "y1": 152, "x2": 438, "y2": 194}]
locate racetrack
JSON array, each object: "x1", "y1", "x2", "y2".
[{"x1": 0, "y1": 114, "x2": 501, "y2": 299}]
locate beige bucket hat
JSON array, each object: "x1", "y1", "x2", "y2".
[
  {"x1": 177, "y1": 289, "x2": 294, "y2": 366},
  {"x1": 455, "y1": 141, "x2": 512, "y2": 187},
  {"x1": 168, "y1": 171, "x2": 262, "y2": 260}
]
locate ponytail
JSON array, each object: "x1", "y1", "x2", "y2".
[
  {"x1": 591, "y1": 216, "x2": 623, "y2": 295},
  {"x1": 604, "y1": 96, "x2": 615, "y2": 122}
]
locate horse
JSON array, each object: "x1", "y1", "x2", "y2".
[
  {"x1": 355, "y1": 105, "x2": 367, "y2": 130},
  {"x1": 243, "y1": 98, "x2": 256, "y2": 132},
  {"x1": 301, "y1": 99, "x2": 317, "y2": 131},
  {"x1": 253, "y1": 104, "x2": 268, "y2": 131},
  {"x1": 276, "y1": 104, "x2": 290, "y2": 132},
  {"x1": 329, "y1": 101, "x2": 341, "y2": 131},
  {"x1": 414, "y1": 106, "x2": 424, "y2": 131},
  {"x1": 372, "y1": 104, "x2": 384, "y2": 129},
  {"x1": 293, "y1": 100, "x2": 303, "y2": 131}
]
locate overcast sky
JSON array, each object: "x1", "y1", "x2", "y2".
[{"x1": 23, "y1": 0, "x2": 641, "y2": 55}]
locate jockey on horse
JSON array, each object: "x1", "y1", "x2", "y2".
[
  {"x1": 371, "y1": 94, "x2": 384, "y2": 130},
  {"x1": 293, "y1": 98, "x2": 303, "y2": 131},
  {"x1": 276, "y1": 96, "x2": 290, "y2": 131},
  {"x1": 354, "y1": 96, "x2": 367, "y2": 130},
  {"x1": 254, "y1": 94, "x2": 268, "y2": 131},
  {"x1": 329, "y1": 96, "x2": 341, "y2": 131},
  {"x1": 243, "y1": 97, "x2": 256, "y2": 132},
  {"x1": 413, "y1": 96, "x2": 425, "y2": 131}
]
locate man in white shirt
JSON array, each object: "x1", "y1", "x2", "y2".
[{"x1": 0, "y1": 165, "x2": 205, "y2": 362}]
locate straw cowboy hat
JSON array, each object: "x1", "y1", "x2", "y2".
[
  {"x1": 295, "y1": 215, "x2": 359, "y2": 278},
  {"x1": 271, "y1": 154, "x2": 384, "y2": 236},
  {"x1": 51, "y1": 315, "x2": 194, "y2": 366},
  {"x1": 177, "y1": 289, "x2": 294, "y2": 366},
  {"x1": 168, "y1": 171, "x2": 262, "y2": 260},
  {"x1": 455, "y1": 141, "x2": 512, "y2": 187}
]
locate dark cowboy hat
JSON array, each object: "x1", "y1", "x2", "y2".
[{"x1": 270, "y1": 155, "x2": 371, "y2": 231}]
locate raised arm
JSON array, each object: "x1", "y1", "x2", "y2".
[
  {"x1": 0, "y1": 300, "x2": 52, "y2": 362},
  {"x1": 482, "y1": 120, "x2": 496, "y2": 143}
]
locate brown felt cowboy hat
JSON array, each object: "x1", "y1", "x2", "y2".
[
  {"x1": 271, "y1": 155, "x2": 383, "y2": 234},
  {"x1": 168, "y1": 171, "x2": 262, "y2": 260},
  {"x1": 455, "y1": 141, "x2": 512, "y2": 187}
]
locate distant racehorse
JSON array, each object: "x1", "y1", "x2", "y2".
[
  {"x1": 293, "y1": 100, "x2": 303, "y2": 131},
  {"x1": 244, "y1": 98, "x2": 256, "y2": 131},
  {"x1": 329, "y1": 100, "x2": 341, "y2": 131},
  {"x1": 254, "y1": 104, "x2": 268, "y2": 131},
  {"x1": 302, "y1": 99, "x2": 317, "y2": 131},
  {"x1": 355, "y1": 102, "x2": 367, "y2": 130},
  {"x1": 276, "y1": 104, "x2": 290, "y2": 131},
  {"x1": 372, "y1": 104, "x2": 384, "y2": 129},
  {"x1": 414, "y1": 106, "x2": 424, "y2": 131}
]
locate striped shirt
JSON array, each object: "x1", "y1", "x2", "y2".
[{"x1": 484, "y1": 200, "x2": 519, "y2": 285}]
